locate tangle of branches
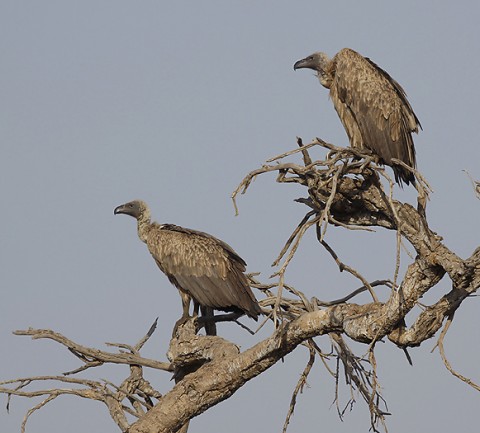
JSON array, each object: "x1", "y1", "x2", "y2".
[{"x1": 2, "y1": 139, "x2": 479, "y2": 433}]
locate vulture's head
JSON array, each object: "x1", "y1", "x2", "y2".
[
  {"x1": 293, "y1": 52, "x2": 330, "y2": 72},
  {"x1": 294, "y1": 52, "x2": 332, "y2": 88},
  {"x1": 114, "y1": 200, "x2": 149, "y2": 220}
]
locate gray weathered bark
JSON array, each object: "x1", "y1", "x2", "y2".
[{"x1": 1, "y1": 139, "x2": 479, "y2": 433}]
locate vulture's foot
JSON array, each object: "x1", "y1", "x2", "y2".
[{"x1": 172, "y1": 315, "x2": 196, "y2": 338}]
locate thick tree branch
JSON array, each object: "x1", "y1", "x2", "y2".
[
  {"x1": 3, "y1": 139, "x2": 479, "y2": 433},
  {"x1": 129, "y1": 309, "x2": 344, "y2": 433}
]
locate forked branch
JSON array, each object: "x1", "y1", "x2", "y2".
[{"x1": 2, "y1": 138, "x2": 479, "y2": 433}]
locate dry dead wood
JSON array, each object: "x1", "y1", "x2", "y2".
[{"x1": 2, "y1": 139, "x2": 479, "y2": 433}]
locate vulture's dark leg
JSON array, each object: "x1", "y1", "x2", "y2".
[
  {"x1": 196, "y1": 311, "x2": 256, "y2": 334},
  {"x1": 180, "y1": 291, "x2": 191, "y2": 318},
  {"x1": 199, "y1": 305, "x2": 217, "y2": 336},
  {"x1": 205, "y1": 311, "x2": 244, "y2": 322},
  {"x1": 175, "y1": 292, "x2": 217, "y2": 336},
  {"x1": 192, "y1": 300, "x2": 200, "y2": 317},
  {"x1": 172, "y1": 292, "x2": 193, "y2": 337}
]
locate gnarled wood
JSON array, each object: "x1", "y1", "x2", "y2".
[{"x1": 2, "y1": 141, "x2": 479, "y2": 433}]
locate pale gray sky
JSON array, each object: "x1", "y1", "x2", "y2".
[{"x1": 1, "y1": 1, "x2": 479, "y2": 432}]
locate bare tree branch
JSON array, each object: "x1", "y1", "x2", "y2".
[
  {"x1": 2, "y1": 139, "x2": 479, "y2": 433},
  {"x1": 432, "y1": 312, "x2": 480, "y2": 392},
  {"x1": 282, "y1": 345, "x2": 316, "y2": 433},
  {"x1": 462, "y1": 169, "x2": 480, "y2": 200},
  {"x1": 13, "y1": 328, "x2": 172, "y2": 372}
]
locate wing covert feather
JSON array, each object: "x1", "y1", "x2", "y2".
[
  {"x1": 146, "y1": 223, "x2": 260, "y2": 318},
  {"x1": 332, "y1": 48, "x2": 419, "y2": 174}
]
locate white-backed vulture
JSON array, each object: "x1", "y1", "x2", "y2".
[
  {"x1": 114, "y1": 200, "x2": 261, "y2": 335},
  {"x1": 294, "y1": 48, "x2": 421, "y2": 185}
]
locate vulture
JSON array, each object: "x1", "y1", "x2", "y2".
[
  {"x1": 294, "y1": 48, "x2": 421, "y2": 186},
  {"x1": 114, "y1": 200, "x2": 261, "y2": 335}
]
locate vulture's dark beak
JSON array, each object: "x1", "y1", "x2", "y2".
[
  {"x1": 293, "y1": 57, "x2": 314, "y2": 71},
  {"x1": 114, "y1": 204, "x2": 126, "y2": 215},
  {"x1": 114, "y1": 201, "x2": 142, "y2": 219}
]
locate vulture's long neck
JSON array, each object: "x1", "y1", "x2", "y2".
[
  {"x1": 318, "y1": 71, "x2": 333, "y2": 89},
  {"x1": 137, "y1": 210, "x2": 151, "y2": 244},
  {"x1": 318, "y1": 58, "x2": 334, "y2": 89}
]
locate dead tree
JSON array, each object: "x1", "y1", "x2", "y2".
[{"x1": 1, "y1": 139, "x2": 479, "y2": 433}]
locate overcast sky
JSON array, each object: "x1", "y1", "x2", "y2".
[{"x1": 1, "y1": 1, "x2": 479, "y2": 432}]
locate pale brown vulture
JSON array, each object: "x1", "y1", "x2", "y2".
[
  {"x1": 294, "y1": 48, "x2": 421, "y2": 185},
  {"x1": 114, "y1": 200, "x2": 261, "y2": 335}
]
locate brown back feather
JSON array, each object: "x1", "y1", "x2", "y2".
[
  {"x1": 331, "y1": 48, "x2": 421, "y2": 185},
  {"x1": 147, "y1": 223, "x2": 261, "y2": 319}
]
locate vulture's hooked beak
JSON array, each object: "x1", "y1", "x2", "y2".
[
  {"x1": 293, "y1": 57, "x2": 315, "y2": 71},
  {"x1": 114, "y1": 200, "x2": 144, "y2": 219},
  {"x1": 114, "y1": 204, "x2": 126, "y2": 215}
]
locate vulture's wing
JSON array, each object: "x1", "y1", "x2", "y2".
[
  {"x1": 147, "y1": 224, "x2": 260, "y2": 318},
  {"x1": 159, "y1": 224, "x2": 247, "y2": 268},
  {"x1": 332, "y1": 48, "x2": 420, "y2": 184}
]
